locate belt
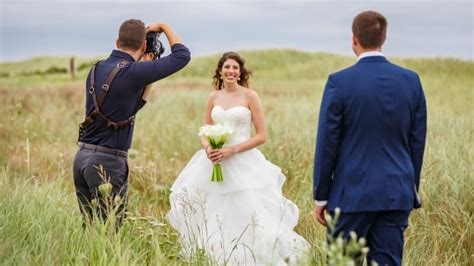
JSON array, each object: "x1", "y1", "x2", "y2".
[{"x1": 79, "y1": 143, "x2": 128, "y2": 158}]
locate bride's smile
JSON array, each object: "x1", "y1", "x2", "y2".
[{"x1": 221, "y1": 59, "x2": 241, "y2": 84}]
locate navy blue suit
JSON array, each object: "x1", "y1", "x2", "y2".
[{"x1": 313, "y1": 55, "x2": 427, "y2": 265}]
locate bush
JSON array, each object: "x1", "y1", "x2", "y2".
[{"x1": 20, "y1": 65, "x2": 68, "y2": 76}]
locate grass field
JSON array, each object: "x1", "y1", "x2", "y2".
[{"x1": 0, "y1": 50, "x2": 473, "y2": 265}]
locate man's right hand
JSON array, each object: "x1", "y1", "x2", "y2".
[
  {"x1": 145, "y1": 22, "x2": 182, "y2": 47},
  {"x1": 145, "y1": 22, "x2": 166, "y2": 33}
]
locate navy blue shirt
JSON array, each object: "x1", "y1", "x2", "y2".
[{"x1": 80, "y1": 43, "x2": 191, "y2": 151}]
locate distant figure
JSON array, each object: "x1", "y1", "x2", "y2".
[
  {"x1": 69, "y1": 57, "x2": 76, "y2": 79},
  {"x1": 313, "y1": 10, "x2": 427, "y2": 265},
  {"x1": 73, "y1": 19, "x2": 190, "y2": 227}
]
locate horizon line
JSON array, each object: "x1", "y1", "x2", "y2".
[{"x1": 1, "y1": 48, "x2": 473, "y2": 64}]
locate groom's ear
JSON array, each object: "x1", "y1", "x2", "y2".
[{"x1": 352, "y1": 35, "x2": 358, "y2": 46}]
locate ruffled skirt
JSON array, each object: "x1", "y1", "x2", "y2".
[{"x1": 167, "y1": 148, "x2": 309, "y2": 265}]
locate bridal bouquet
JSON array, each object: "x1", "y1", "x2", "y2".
[{"x1": 198, "y1": 124, "x2": 233, "y2": 182}]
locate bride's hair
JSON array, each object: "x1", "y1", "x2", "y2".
[{"x1": 212, "y1": 52, "x2": 253, "y2": 90}]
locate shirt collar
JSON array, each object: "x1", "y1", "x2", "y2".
[
  {"x1": 357, "y1": 51, "x2": 384, "y2": 61},
  {"x1": 111, "y1": 49, "x2": 136, "y2": 62}
]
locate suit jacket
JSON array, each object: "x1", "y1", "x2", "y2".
[{"x1": 313, "y1": 56, "x2": 427, "y2": 212}]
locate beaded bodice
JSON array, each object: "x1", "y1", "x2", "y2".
[{"x1": 211, "y1": 105, "x2": 252, "y2": 144}]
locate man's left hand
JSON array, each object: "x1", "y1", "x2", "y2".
[
  {"x1": 140, "y1": 52, "x2": 155, "y2": 62},
  {"x1": 315, "y1": 205, "x2": 328, "y2": 227}
]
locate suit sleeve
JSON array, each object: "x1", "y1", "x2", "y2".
[
  {"x1": 313, "y1": 76, "x2": 343, "y2": 201},
  {"x1": 410, "y1": 76, "x2": 427, "y2": 191},
  {"x1": 130, "y1": 43, "x2": 191, "y2": 87}
]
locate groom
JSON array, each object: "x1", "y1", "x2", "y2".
[{"x1": 313, "y1": 11, "x2": 427, "y2": 265}]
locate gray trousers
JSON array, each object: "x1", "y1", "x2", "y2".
[{"x1": 72, "y1": 147, "x2": 129, "y2": 225}]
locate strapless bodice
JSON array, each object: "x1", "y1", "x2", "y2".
[{"x1": 211, "y1": 105, "x2": 252, "y2": 144}]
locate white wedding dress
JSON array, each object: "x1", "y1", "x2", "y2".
[{"x1": 167, "y1": 105, "x2": 309, "y2": 265}]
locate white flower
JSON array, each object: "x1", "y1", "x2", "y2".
[
  {"x1": 326, "y1": 214, "x2": 332, "y2": 223},
  {"x1": 349, "y1": 231, "x2": 357, "y2": 241},
  {"x1": 361, "y1": 247, "x2": 370, "y2": 254},
  {"x1": 198, "y1": 124, "x2": 233, "y2": 140},
  {"x1": 197, "y1": 123, "x2": 233, "y2": 182}
]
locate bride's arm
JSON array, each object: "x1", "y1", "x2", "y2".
[
  {"x1": 200, "y1": 91, "x2": 217, "y2": 154},
  {"x1": 209, "y1": 90, "x2": 266, "y2": 163}
]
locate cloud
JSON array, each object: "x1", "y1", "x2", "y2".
[{"x1": 1, "y1": 0, "x2": 472, "y2": 61}]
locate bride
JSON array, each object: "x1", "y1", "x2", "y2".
[{"x1": 167, "y1": 52, "x2": 309, "y2": 265}]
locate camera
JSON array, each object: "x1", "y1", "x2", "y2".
[{"x1": 145, "y1": 32, "x2": 165, "y2": 59}]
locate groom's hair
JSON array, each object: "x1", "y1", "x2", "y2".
[
  {"x1": 117, "y1": 19, "x2": 146, "y2": 51},
  {"x1": 352, "y1": 11, "x2": 387, "y2": 48}
]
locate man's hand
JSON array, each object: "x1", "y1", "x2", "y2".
[
  {"x1": 139, "y1": 52, "x2": 155, "y2": 62},
  {"x1": 315, "y1": 204, "x2": 328, "y2": 227},
  {"x1": 145, "y1": 22, "x2": 181, "y2": 47},
  {"x1": 146, "y1": 22, "x2": 166, "y2": 33}
]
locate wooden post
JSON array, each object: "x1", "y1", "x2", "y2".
[{"x1": 69, "y1": 57, "x2": 76, "y2": 79}]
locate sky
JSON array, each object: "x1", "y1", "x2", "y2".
[{"x1": 1, "y1": 0, "x2": 473, "y2": 62}]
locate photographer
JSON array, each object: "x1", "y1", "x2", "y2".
[{"x1": 73, "y1": 19, "x2": 190, "y2": 227}]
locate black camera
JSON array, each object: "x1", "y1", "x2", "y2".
[{"x1": 145, "y1": 32, "x2": 165, "y2": 59}]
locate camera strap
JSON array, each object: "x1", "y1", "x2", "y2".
[{"x1": 78, "y1": 60, "x2": 137, "y2": 140}]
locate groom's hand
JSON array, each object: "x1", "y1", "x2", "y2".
[{"x1": 315, "y1": 205, "x2": 328, "y2": 227}]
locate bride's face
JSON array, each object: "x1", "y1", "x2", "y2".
[{"x1": 220, "y1": 59, "x2": 241, "y2": 84}]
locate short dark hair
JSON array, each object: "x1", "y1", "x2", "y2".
[
  {"x1": 117, "y1": 19, "x2": 146, "y2": 51},
  {"x1": 352, "y1": 11, "x2": 387, "y2": 48}
]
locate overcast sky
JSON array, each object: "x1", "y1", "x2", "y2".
[{"x1": 1, "y1": 0, "x2": 472, "y2": 61}]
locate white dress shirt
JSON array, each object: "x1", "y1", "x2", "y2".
[{"x1": 357, "y1": 51, "x2": 384, "y2": 61}]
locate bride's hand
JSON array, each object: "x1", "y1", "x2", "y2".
[
  {"x1": 209, "y1": 147, "x2": 235, "y2": 163},
  {"x1": 205, "y1": 146, "x2": 213, "y2": 159}
]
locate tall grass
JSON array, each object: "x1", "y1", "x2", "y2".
[{"x1": 0, "y1": 50, "x2": 472, "y2": 265}]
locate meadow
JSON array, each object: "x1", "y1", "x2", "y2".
[{"x1": 0, "y1": 50, "x2": 472, "y2": 265}]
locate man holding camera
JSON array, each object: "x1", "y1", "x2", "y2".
[{"x1": 73, "y1": 19, "x2": 190, "y2": 226}]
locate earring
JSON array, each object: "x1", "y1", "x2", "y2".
[{"x1": 237, "y1": 76, "x2": 241, "y2": 81}]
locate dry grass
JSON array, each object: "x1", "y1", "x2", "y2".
[{"x1": 0, "y1": 50, "x2": 473, "y2": 265}]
